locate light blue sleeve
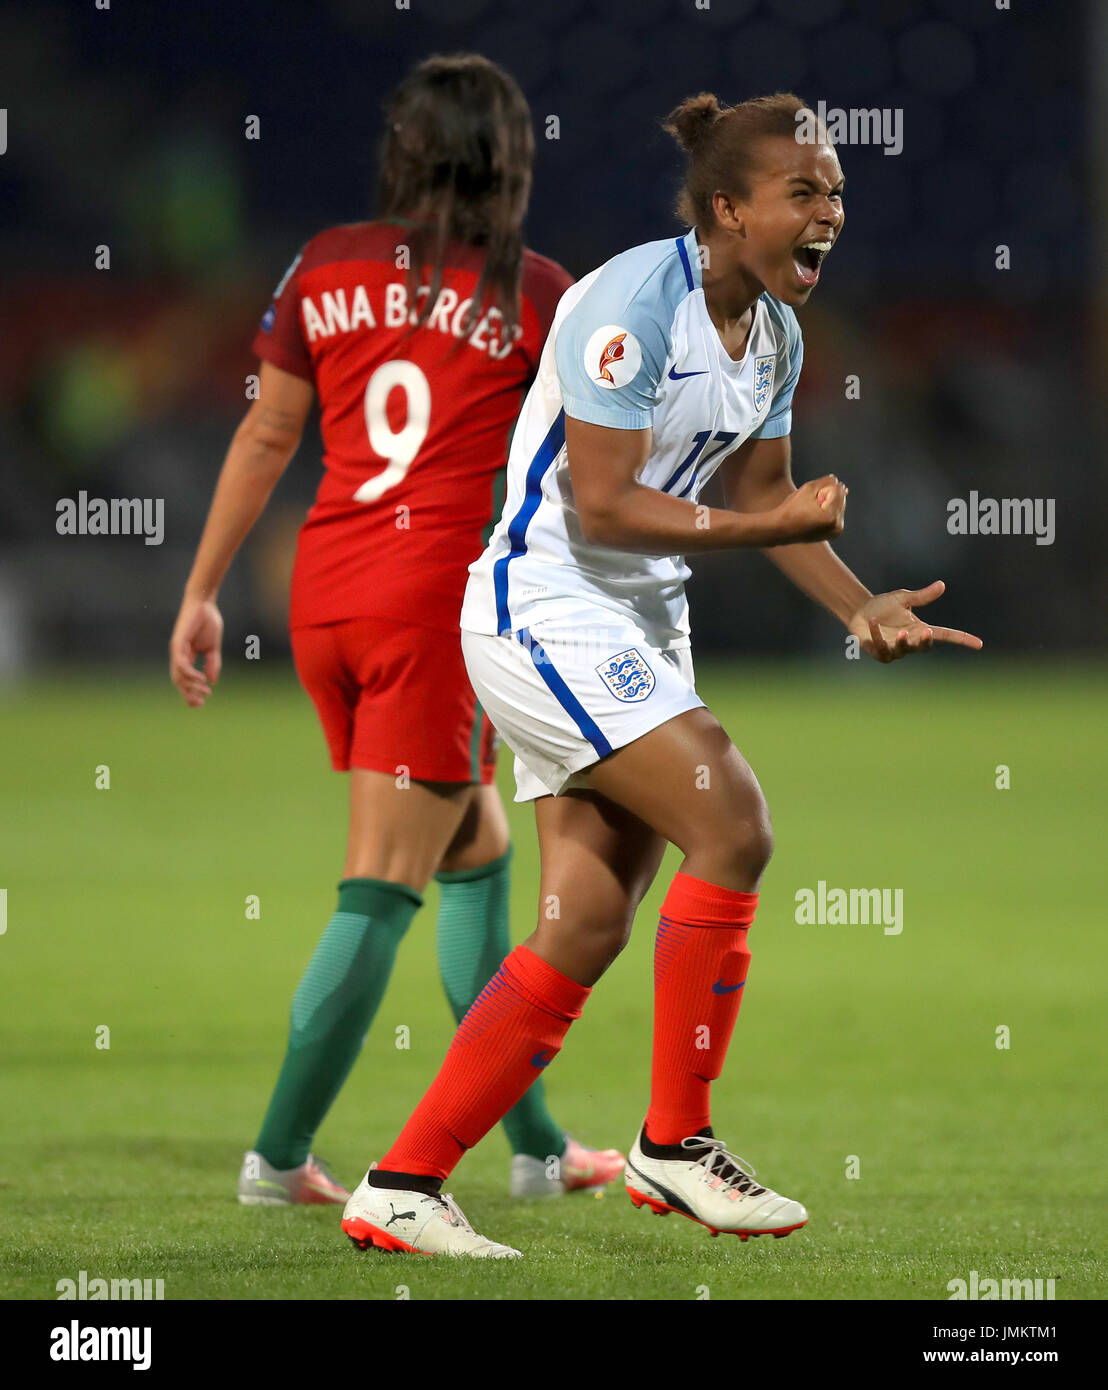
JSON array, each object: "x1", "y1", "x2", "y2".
[
  {"x1": 751, "y1": 299, "x2": 803, "y2": 440},
  {"x1": 554, "y1": 246, "x2": 679, "y2": 430}
]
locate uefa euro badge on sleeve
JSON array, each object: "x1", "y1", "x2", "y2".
[
  {"x1": 596, "y1": 649, "x2": 656, "y2": 702},
  {"x1": 753, "y1": 354, "x2": 776, "y2": 413},
  {"x1": 584, "y1": 325, "x2": 643, "y2": 391}
]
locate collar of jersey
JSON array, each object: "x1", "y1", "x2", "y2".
[
  {"x1": 684, "y1": 227, "x2": 704, "y2": 290},
  {"x1": 685, "y1": 227, "x2": 771, "y2": 376}
]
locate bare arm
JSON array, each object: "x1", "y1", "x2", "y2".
[
  {"x1": 720, "y1": 432, "x2": 870, "y2": 625},
  {"x1": 565, "y1": 415, "x2": 845, "y2": 555},
  {"x1": 182, "y1": 361, "x2": 314, "y2": 601},
  {"x1": 170, "y1": 361, "x2": 314, "y2": 704},
  {"x1": 721, "y1": 433, "x2": 983, "y2": 660}
]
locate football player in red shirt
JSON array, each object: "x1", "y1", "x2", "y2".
[{"x1": 169, "y1": 54, "x2": 624, "y2": 1206}]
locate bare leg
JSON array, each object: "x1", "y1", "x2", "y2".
[
  {"x1": 342, "y1": 768, "x2": 475, "y2": 890},
  {"x1": 366, "y1": 708, "x2": 772, "y2": 1188},
  {"x1": 525, "y1": 790, "x2": 666, "y2": 986},
  {"x1": 585, "y1": 707, "x2": 773, "y2": 893},
  {"x1": 520, "y1": 707, "x2": 773, "y2": 985},
  {"x1": 437, "y1": 783, "x2": 511, "y2": 874}
]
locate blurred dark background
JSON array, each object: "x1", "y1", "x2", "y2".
[{"x1": 0, "y1": 0, "x2": 1103, "y2": 677}]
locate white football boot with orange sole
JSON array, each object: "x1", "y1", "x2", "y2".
[
  {"x1": 624, "y1": 1132, "x2": 808, "y2": 1240},
  {"x1": 342, "y1": 1173, "x2": 521, "y2": 1258}
]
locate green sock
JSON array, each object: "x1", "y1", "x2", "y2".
[
  {"x1": 254, "y1": 877, "x2": 422, "y2": 1170},
  {"x1": 435, "y1": 848, "x2": 565, "y2": 1162}
]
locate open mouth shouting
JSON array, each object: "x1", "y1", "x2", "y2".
[{"x1": 792, "y1": 239, "x2": 833, "y2": 289}]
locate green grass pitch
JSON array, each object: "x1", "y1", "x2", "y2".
[{"x1": 1, "y1": 659, "x2": 1104, "y2": 1301}]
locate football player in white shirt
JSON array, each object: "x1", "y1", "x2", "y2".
[{"x1": 340, "y1": 92, "x2": 982, "y2": 1259}]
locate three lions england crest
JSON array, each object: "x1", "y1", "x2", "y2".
[
  {"x1": 596, "y1": 649, "x2": 655, "y2": 702},
  {"x1": 753, "y1": 354, "x2": 776, "y2": 413}
]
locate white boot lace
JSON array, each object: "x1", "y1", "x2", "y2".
[{"x1": 680, "y1": 1136, "x2": 767, "y2": 1196}]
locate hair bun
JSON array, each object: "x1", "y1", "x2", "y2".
[{"x1": 663, "y1": 93, "x2": 724, "y2": 154}]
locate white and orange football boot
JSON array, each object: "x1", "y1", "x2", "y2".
[
  {"x1": 624, "y1": 1131, "x2": 808, "y2": 1240},
  {"x1": 509, "y1": 1134, "x2": 626, "y2": 1198},
  {"x1": 237, "y1": 1150, "x2": 350, "y2": 1206},
  {"x1": 342, "y1": 1174, "x2": 521, "y2": 1258}
]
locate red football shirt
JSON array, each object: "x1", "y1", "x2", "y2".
[{"x1": 251, "y1": 221, "x2": 573, "y2": 632}]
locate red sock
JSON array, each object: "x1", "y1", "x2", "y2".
[
  {"x1": 379, "y1": 945, "x2": 590, "y2": 1180},
  {"x1": 645, "y1": 871, "x2": 758, "y2": 1145}
]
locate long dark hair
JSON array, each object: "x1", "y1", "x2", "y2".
[{"x1": 377, "y1": 53, "x2": 534, "y2": 337}]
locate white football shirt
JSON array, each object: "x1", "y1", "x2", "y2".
[{"x1": 461, "y1": 226, "x2": 803, "y2": 651}]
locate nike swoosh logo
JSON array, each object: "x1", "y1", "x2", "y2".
[
  {"x1": 530, "y1": 1051, "x2": 555, "y2": 1069},
  {"x1": 712, "y1": 980, "x2": 746, "y2": 994},
  {"x1": 668, "y1": 367, "x2": 708, "y2": 380}
]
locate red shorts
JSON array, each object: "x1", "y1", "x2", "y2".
[{"x1": 290, "y1": 616, "x2": 498, "y2": 783}]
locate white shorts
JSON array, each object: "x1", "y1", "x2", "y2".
[{"x1": 461, "y1": 617, "x2": 703, "y2": 802}]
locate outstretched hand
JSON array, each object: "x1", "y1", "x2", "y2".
[{"x1": 848, "y1": 580, "x2": 983, "y2": 664}]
